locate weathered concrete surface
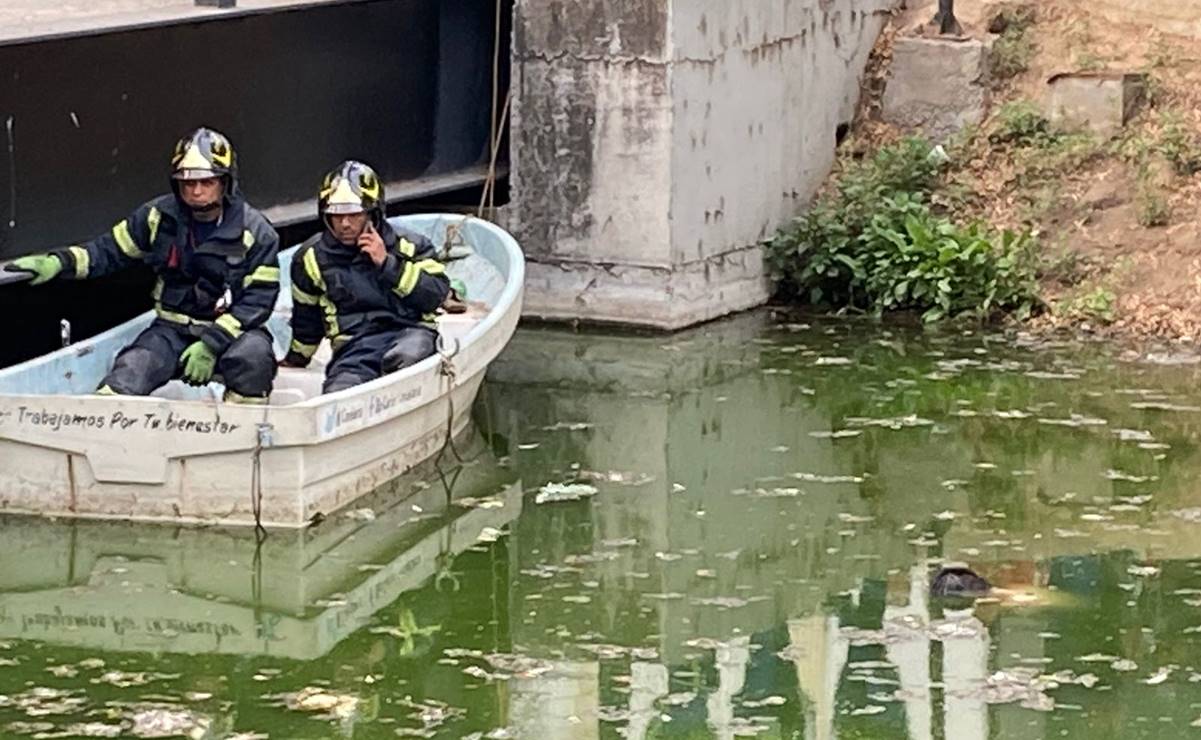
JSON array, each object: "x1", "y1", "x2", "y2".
[
  {"x1": 510, "y1": 0, "x2": 895, "y2": 329},
  {"x1": 1047, "y1": 72, "x2": 1147, "y2": 139},
  {"x1": 882, "y1": 36, "x2": 990, "y2": 142}
]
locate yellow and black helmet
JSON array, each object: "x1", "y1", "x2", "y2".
[
  {"x1": 170, "y1": 127, "x2": 237, "y2": 183},
  {"x1": 319, "y1": 160, "x2": 385, "y2": 224}
]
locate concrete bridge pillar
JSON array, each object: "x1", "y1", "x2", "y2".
[{"x1": 509, "y1": 0, "x2": 895, "y2": 329}]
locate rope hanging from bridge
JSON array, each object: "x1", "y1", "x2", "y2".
[{"x1": 477, "y1": 0, "x2": 510, "y2": 219}]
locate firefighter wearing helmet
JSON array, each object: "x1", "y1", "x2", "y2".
[
  {"x1": 5, "y1": 127, "x2": 281, "y2": 402},
  {"x1": 282, "y1": 160, "x2": 450, "y2": 393}
]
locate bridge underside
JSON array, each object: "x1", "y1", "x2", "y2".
[
  {"x1": 0, "y1": 0, "x2": 509, "y2": 366},
  {"x1": 0, "y1": 0, "x2": 509, "y2": 260}
]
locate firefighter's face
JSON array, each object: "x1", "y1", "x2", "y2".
[
  {"x1": 179, "y1": 177, "x2": 224, "y2": 210},
  {"x1": 328, "y1": 212, "x2": 369, "y2": 245}
]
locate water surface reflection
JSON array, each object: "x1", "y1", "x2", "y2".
[{"x1": 4, "y1": 313, "x2": 1201, "y2": 737}]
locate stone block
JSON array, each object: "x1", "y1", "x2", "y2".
[
  {"x1": 882, "y1": 36, "x2": 990, "y2": 142},
  {"x1": 1046, "y1": 72, "x2": 1147, "y2": 139}
]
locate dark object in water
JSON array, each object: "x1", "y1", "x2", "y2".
[{"x1": 931, "y1": 566, "x2": 991, "y2": 598}]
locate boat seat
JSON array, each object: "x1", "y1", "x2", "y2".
[{"x1": 147, "y1": 304, "x2": 489, "y2": 406}]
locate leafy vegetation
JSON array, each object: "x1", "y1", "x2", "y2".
[
  {"x1": 1136, "y1": 179, "x2": 1171, "y2": 227},
  {"x1": 766, "y1": 139, "x2": 1040, "y2": 323},
  {"x1": 989, "y1": 6, "x2": 1037, "y2": 81},
  {"x1": 989, "y1": 101, "x2": 1053, "y2": 146},
  {"x1": 1157, "y1": 112, "x2": 1201, "y2": 176}
]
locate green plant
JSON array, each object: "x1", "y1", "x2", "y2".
[
  {"x1": 766, "y1": 140, "x2": 1040, "y2": 323},
  {"x1": 991, "y1": 101, "x2": 1054, "y2": 146},
  {"x1": 992, "y1": 28, "x2": 1035, "y2": 80},
  {"x1": 1137, "y1": 186, "x2": 1171, "y2": 227},
  {"x1": 1148, "y1": 38, "x2": 1179, "y2": 69},
  {"x1": 1157, "y1": 112, "x2": 1201, "y2": 175},
  {"x1": 1057, "y1": 286, "x2": 1117, "y2": 324},
  {"x1": 1143, "y1": 73, "x2": 1168, "y2": 108},
  {"x1": 1075, "y1": 50, "x2": 1110, "y2": 71}
]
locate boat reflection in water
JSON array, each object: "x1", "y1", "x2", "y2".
[{"x1": 0, "y1": 427, "x2": 521, "y2": 737}]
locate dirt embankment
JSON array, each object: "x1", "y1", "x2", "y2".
[{"x1": 848, "y1": 0, "x2": 1201, "y2": 341}]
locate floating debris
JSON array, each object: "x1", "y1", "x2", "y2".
[
  {"x1": 600, "y1": 537, "x2": 638, "y2": 549},
  {"x1": 809, "y1": 430, "x2": 862, "y2": 439},
  {"x1": 476, "y1": 527, "x2": 505, "y2": 543},
  {"x1": 12, "y1": 687, "x2": 88, "y2": 717},
  {"x1": 742, "y1": 696, "x2": 787, "y2": 708},
  {"x1": 661, "y1": 691, "x2": 696, "y2": 706},
  {"x1": 691, "y1": 595, "x2": 767, "y2": 609},
  {"x1": 397, "y1": 696, "x2": 466, "y2": 736},
  {"x1": 838, "y1": 513, "x2": 874, "y2": 524},
  {"x1": 792, "y1": 472, "x2": 864, "y2": 484},
  {"x1": 283, "y1": 687, "x2": 360, "y2": 719},
  {"x1": 128, "y1": 707, "x2": 212, "y2": 738},
  {"x1": 55, "y1": 723, "x2": 125, "y2": 737},
  {"x1": 1130, "y1": 402, "x2": 1201, "y2": 412},
  {"x1": 1037, "y1": 415, "x2": 1107, "y2": 427},
  {"x1": 563, "y1": 551, "x2": 619, "y2": 565},
  {"x1": 1144, "y1": 667, "x2": 1173, "y2": 685},
  {"x1": 749, "y1": 487, "x2": 803, "y2": 498},
  {"x1": 45, "y1": 665, "x2": 78, "y2": 678},
  {"x1": 1025, "y1": 371, "x2": 1082, "y2": 380},
  {"x1": 535, "y1": 482, "x2": 598, "y2": 504},
  {"x1": 454, "y1": 497, "x2": 506, "y2": 509},
  {"x1": 541, "y1": 422, "x2": 594, "y2": 431},
  {"x1": 845, "y1": 415, "x2": 934, "y2": 430},
  {"x1": 344, "y1": 508, "x2": 376, "y2": 522},
  {"x1": 577, "y1": 470, "x2": 655, "y2": 486},
  {"x1": 1105, "y1": 469, "x2": 1158, "y2": 483}
]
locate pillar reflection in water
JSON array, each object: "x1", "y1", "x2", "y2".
[
  {"x1": 786, "y1": 615, "x2": 848, "y2": 740},
  {"x1": 487, "y1": 316, "x2": 1012, "y2": 738},
  {"x1": 509, "y1": 660, "x2": 600, "y2": 740},
  {"x1": 941, "y1": 607, "x2": 989, "y2": 740},
  {"x1": 885, "y1": 564, "x2": 933, "y2": 740}
]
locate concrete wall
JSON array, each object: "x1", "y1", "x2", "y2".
[{"x1": 510, "y1": 0, "x2": 894, "y2": 329}]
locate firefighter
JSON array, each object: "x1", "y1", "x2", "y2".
[
  {"x1": 281, "y1": 160, "x2": 450, "y2": 393},
  {"x1": 4, "y1": 127, "x2": 280, "y2": 402}
]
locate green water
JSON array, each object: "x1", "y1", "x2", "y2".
[{"x1": 6, "y1": 311, "x2": 1201, "y2": 739}]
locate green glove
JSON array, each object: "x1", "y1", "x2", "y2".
[
  {"x1": 7, "y1": 255, "x2": 63, "y2": 286},
  {"x1": 180, "y1": 341, "x2": 218, "y2": 385},
  {"x1": 449, "y1": 278, "x2": 468, "y2": 301}
]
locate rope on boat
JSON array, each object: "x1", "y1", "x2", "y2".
[
  {"x1": 434, "y1": 334, "x2": 464, "y2": 469},
  {"x1": 250, "y1": 418, "x2": 272, "y2": 538}
]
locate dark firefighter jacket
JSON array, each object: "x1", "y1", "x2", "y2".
[
  {"x1": 286, "y1": 223, "x2": 450, "y2": 364},
  {"x1": 50, "y1": 194, "x2": 281, "y2": 355}
]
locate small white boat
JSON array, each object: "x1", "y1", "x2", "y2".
[{"x1": 0, "y1": 215, "x2": 524, "y2": 528}]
